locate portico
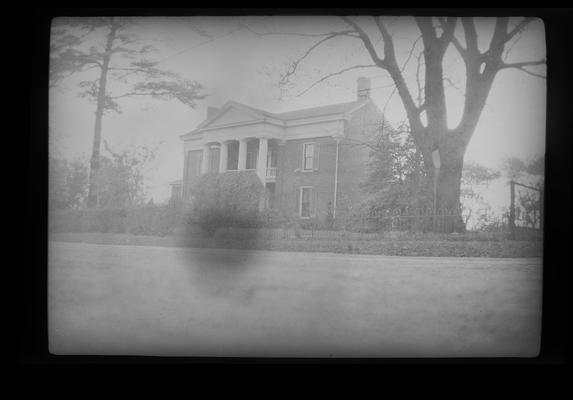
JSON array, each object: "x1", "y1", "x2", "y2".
[{"x1": 199, "y1": 136, "x2": 279, "y2": 184}]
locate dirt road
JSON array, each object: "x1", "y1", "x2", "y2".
[{"x1": 48, "y1": 241, "x2": 542, "y2": 357}]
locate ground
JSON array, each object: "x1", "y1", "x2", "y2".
[
  {"x1": 49, "y1": 231, "x2": 543, "y2": 258},
  {"x1": 48, "y1": 240, "x2": 542, "y2": 357}
]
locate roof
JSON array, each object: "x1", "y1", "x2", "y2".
[
  {"x1": 181, "y1": 98, "x2": 372, "y2": 138},
  {"x1": 270, "y1": 100, "x2": 365, "y2": 121}
]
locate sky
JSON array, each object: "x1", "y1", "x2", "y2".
[{"x1": 49, "y1": 16, "x2": 546, "y2": 212}]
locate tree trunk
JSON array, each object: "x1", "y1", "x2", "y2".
[
  {"x1": 433, "y1": 132, "x2": 468, "y2": 232},
  {"x1": 435, "y1": 156, "x2": 465, "y2": 232},
  {"x1": 86, "y1": 89, "x2": 107, "y2": 208},
  {"x1": 86, "y1": 22, "x2": 117, "y2": 208}
]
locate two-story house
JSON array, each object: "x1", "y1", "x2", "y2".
[{"x1": 174, "y1": 77, "x2": 385, "y2": 223}]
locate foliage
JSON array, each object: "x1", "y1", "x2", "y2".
[
  {"x1": 189, "y1": 171, "x2": 265, "y2": 236},
  {"x1": 125, "y1": 201, "x2": 184, "y2": 236},
  {"x1": 503, "y1": 154, "x2": 544, "y2": 228},
  {"x1": 503, "y1": 154, "x2": 544, "y2": 184},
  {"x1": 50, "y1": 208, "x2": 127, "y2": 233},
  {"x1": 358, "y1": 121, "x2": 431, "y2": 215},
  {"x1": 50, "y1": 143, "x2": 157, "y2": 211},
  {"x1": 49, "y1": 157, "x2": 89, "y2": 209},
  {"x1": 50, "y1": 17, "x2": 207, "y2": 113},
  {"x1": 270, "y1": 16, "x2": 545, "y2": 231},
  {"x1": 50, "y1": 16, "x2": 207, "y2": 206},
  {"x1": 94, "y1": 143, "x2": 157, "y2": 209},
  {"x1": 460, "y1": 162, "x2": 501, "y2": 227},
  {"x1": 49, "y1": 202, "x2": 184, "y2": 236}
]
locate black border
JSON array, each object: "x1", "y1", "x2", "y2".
[{"x1": 23, "y1": 8, "x2": 569, "y2": 366}]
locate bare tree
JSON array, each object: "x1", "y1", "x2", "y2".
[
  {"x1": 258, "y1": 16, "x2": 545, "y2": 231},
  {"x1": 50, "y1": 17, "x2": 206, "y2": 207}
]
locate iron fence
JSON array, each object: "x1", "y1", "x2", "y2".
[
  {"x1": 231, "y1": 202, "x2": 543, "y2": 241},
  {"x1": 509, "y1": 180, "x2": 543, "y2": 239}
]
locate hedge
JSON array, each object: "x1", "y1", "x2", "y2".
[{"x1": 49, "y1": 202, "x2": 184, "y2": 236}]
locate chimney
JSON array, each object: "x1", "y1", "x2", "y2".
[
  {"x1": 207, "y1": 106, "x2": 219, "y2": 119},
  {"x1": 357, "y1": 77, "x2": 371, "y2": 101}
]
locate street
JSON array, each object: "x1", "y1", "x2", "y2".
[{"x1": 48, "y1": 241, "x2": 542, "y2": 357}]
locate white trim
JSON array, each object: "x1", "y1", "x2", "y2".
[
  {"x1": 199, "y1": 119, "x2": 283, "y2": 132},
  {"x1": 283, "y1": 115, "x2": 351, "y2": 127},
  {"x1": 299, "y1": 186, "x2": 313, "y2": 219},
  {"x1": 333, "y1": 138, "x2": 340, "y2": 218}
]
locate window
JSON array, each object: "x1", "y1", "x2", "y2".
[
  {"x1": 303, "y1": 143, "x2": 314, "y2": 171},
  {"x1": 209, "y1": 147, "x2": 220, "y2": 173},
  {"x1": 246, "y1": 149, "x2": 257, "y2": 170},
  {"x1": 246, "y1": 140, "x2": 258, "y2": 170},
  {"x1": 300, "y1": 186, "x2": 312, "y2": 218},
  {"x1": 227, "y1": 141, "x2": 239, "y2": 170}
]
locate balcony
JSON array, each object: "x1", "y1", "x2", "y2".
[{"x1": 266, "y1": 167, "x2": 277, "y2": 182}]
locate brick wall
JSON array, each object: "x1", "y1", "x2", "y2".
[
  {"x1": 274, "y1": 101, "x2": 384, "y2": 222},
  {"x1": 336, "y1": 101, "x2": 384, "y2": 214},
  {"x1": 275, "y1": 136, "x2": 337, "y2": 221}
]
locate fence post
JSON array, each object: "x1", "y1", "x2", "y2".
[{"x1": 509, "y1": 180, "x2": 516, "y2": 240}]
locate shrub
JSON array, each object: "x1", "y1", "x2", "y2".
[
  {"x1": 49, "y1": 208, "x2": 127, "y2": 233},
  {"x1": 190, "y1": 171, "x2": 265, "y2": 236},
  {"x1": 125, "y1": 202, "x2": 184, "y2": 236},
  {"x1": 49, "y1": 202, "x2": 184, "y2": 236}
]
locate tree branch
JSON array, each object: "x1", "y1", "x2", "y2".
[
  {"x1": 451, "y1": 35, "x2": 467, "y2": 58},
  {"x1": 460, "y1": 17, "x2": 480, "y2": 60},
  {"x1": 438, "y1": 17, "x2": 458, "y2": 44},
  {"x1": 400, "y1": 35, "x2": 423, "y2": 74},
  {"x1": 506, "y1": 17, "x2": 536, "y2": 41},
  {"x1": 340, "y1": 16, "x2": 386, "y2": 67},
  {"x1": 415, "y1": 50, "x2": 424, "y2": 108},
  {"x1": 501, "y1": 59, "x2": 546, "y2": 69},
  {"x1": 109, "y1": 91, "x2": 175, "y2": 100},
  {"x1": 281, "y1": 31, "x2": 361, "y2": 84},
  {"x1": 108, "y1": 67, "x2": 152, "y2": 74},
  {"x1": 295, "y1": 65, "x2": 378, "y2": 97},
  {"x1": 500, "y1": 59, "x2": 547, "y2": 78},
  {"x1": 443, "y1": 76, "x2": 465, "y2": 96},
  {"x1": 242, "y1": 24, "x2": 358, "y2": 38}
]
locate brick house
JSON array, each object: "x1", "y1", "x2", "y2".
[{"x1": 177, "y1": 77, "x2": 384, "y2": 223}]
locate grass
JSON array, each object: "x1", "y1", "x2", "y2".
[{"x1": 49, "y1": 230, "x2": 543, "y2": 258}]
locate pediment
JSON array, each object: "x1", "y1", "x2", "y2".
[{"x1": 201, "y1": 103, "x2": 265, "y2": 129}]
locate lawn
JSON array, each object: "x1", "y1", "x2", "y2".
[
  {"x1": 49, "y1": 231, "x2": 542, "y2": 258},
  {"x1": 48, "y1": 241, "x2": 542, "y2": 357}
]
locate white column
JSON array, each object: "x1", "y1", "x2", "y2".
[
  {"x1": 219, "y1": 141, "x2": 228, "y2": 173},
  {"x1": 238, "y1": 139, "x2": 247, "y2": 171},
  {"x1": 256, "y1": 137, "x2": 268, "y2": 182},
  {"x1": 201, "y1": 144, "x2": 210, "y2": 174}
]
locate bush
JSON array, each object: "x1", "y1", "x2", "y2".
[
  {"x1": 126, "y1": 202, "x2": 183, "y2": 236},
  {"x1": 190, "y1": 171, "x2": 265, "y2": 236},
  {"x1": 49, "y1": 208, "x2": 127, "y2": 233},
  {"x1": 49, "y1": 202, "x2": 184, "y2": 236}
]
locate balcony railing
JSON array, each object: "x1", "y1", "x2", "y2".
[{"x1": 266, "y1": 167, "x2": 277, "y2": 178}]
